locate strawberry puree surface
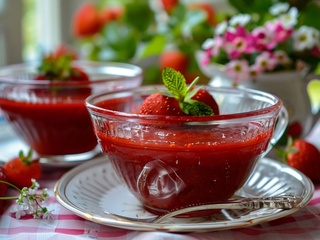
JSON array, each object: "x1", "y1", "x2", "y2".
[
  {"x1": 0, "y1": 98, "x2": 97, "y2": 155},
  {"x1": 93, "y1": 98, "x2": 274, "y2": 214}
]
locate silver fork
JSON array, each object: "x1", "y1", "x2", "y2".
[{"x1": 104, "y1": 195, "x2": 303, "y2": 224}]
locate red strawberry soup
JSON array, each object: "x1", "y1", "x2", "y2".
[
  {"x1": 0, "y1": 61, "x2": 143, "y2": 159},
  {"x1": 86, "y1": 68, "x2": 286, "y2": 215}
]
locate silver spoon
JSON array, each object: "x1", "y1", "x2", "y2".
[{"x1": 104, "y1": 195, "x2": 303, "y2": 224}]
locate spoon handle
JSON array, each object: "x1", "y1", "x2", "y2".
[
  {"x1": 236, "y1": 195, "x2": 303, "y2": 209},
  {"x1": 154, "y1": 195, "x2": 302, "y2": 223}
]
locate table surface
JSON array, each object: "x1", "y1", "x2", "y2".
[{"x1": 1, "y1": 121, "x2": 320, "y2": 240}]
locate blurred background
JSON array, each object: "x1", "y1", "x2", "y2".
[
  {"x1": 0, "y1": 0, "x2": 319, "y2": 144},
  {"x1": 0, "y1": 0, "x2": 231, "y2": 66}
]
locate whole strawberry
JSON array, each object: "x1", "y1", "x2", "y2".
[
  {"x1": 159, "y1": 50, "x2": 189, "y2": 75},
  {"x1": 139, "y1": 67, "x2": 219, "y2": 116},
  {"x1": 0, "y1": 167, "x2": 9, "y2": 214},
  {"x1": 4, "y1": 149, "x2": 41, "y2": 189},
  {"x1": 160, "y1": 0, "x2": 179, "y2": 13},
  {"x1": 36, "y1": 53, "x2": 89, "y2": 82},
  {"x1": 73, "y1": 2, "x2": 102, "y2": 37},
  {"x1": 284, "y1": 139, "x2": 320, "y2": 182}
]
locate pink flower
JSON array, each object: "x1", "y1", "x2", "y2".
[
  {"x1": 200, "y1": 3, "x2": 320, "y2": 85},
  {"x1": 254, "y1": 52, "x2": 278, "y2": 71},
  {"x1": 225, "y1": 60, "x2": 250, "y2": 83},
  {"x1": 296, "y1": 60, "x2": 307, "y2": 72},
  {"x1": 201, "y1": 37, "x2": 224, "y2": 65},
  {"x1": 252, "y1": 26, "x2": 276, "y2": 51},
  {"x1": 210, "y1": 37, "x2": 224, "y2": 56},
  {"x1": 266, "y1": 21, "x2": 293, "y2": 43},
  {"x1": 201, "y1": 50, "x2": 212, "y2": 65},
  {"x1": 274, "y1": 50, "x2": 292, "y2": 66},
  {"x1": 224, "y1": 26, "x2": 255, "y2": 59},
  {"x1": 311, "y1": 46, "x2": 320, "y2": 56},
  {"x1": 249, "y1": 64, "x2": 264, "y2": 79}
]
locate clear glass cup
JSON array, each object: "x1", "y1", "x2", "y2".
[
  {"x1": 0, "y1": 61, "x2": 143, "y2": 164},
  {"x1": 86, "y1": 85, "x2": 288, "y2": 216}
]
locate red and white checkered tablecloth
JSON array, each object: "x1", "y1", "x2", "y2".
[
  {"x1": 1, "y1": 121, "x2": 319, "y2": 240},
  {"x1": 0, "y1": 182, "x2": 319, "y2": 240}
]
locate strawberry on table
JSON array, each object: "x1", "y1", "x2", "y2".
[
  {"x1": 139, "y1": 67, "x2": 219, "y2": 116},
  {"x1": 3, "y1": 149, "x2": 41, "y2": 189},
  {"x1": 278, "y1": 138, "x2": 320, "y2": 182},
  {"x1": 0, "y1": 167, "x2": 9, "y2": 214}
]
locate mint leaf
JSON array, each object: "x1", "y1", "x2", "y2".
[
  {"x1": 185, "y1": 85, "x2": 201, "y2": 101},
  {"x1": 162, "y1": 67, "x2": 187, "y2": 101},
  {"x1": 162, "y1": 67, "x2": 214, "y2": 116},
  {"x1": 180, "y1": 100, "x2": 214, "y2": 116}
]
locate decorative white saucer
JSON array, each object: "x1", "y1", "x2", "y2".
[{"x1": 54, "y1": 157, "x2": 314, "y2": 232}]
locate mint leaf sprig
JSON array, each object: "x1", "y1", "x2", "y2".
[{"x1": 162, "y1": 67, "x2": 214, "y2": 116}]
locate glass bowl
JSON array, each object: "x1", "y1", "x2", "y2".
[
  {"x1": 0, "y1": 61, "x2": 143, "y2": 163},
  {"x1": 85, "y1": 85, "x2": 288, "y2": 215}
]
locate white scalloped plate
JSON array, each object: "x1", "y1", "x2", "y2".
[{"x1": 54, "y1": 157, "x2": 314, "y2": 232}]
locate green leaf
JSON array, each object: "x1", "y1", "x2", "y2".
[
  {"x1": 227, "y1": 0, "x2": 273, "y2": 14},
  {"x1": 18, "y1": 149, "x2": 32, "y2": 165},
  {"x1": 102, "y1": 22, "x2": 138, "y2": 60},
  {"x1": 185, "y1": 77, "x2": 200, "y2": 95},
  {"x1": 161, "y1": 68, "x2": 215, "y2": 116},
  {"x1": 162, "y1": 67, "x2": 187, "y2": 101},
  {"x1": 124, "y1": 1, "x2": 154, "y2": 32},
  {"x1": 143, "y1": 66, "x2": 162, "y2": 85},
  {"x1": 185, "y1": 85, "x2": 202, "y2": 102},
  {"x1": 180, "y1": 100, "x2": 214, "y2": 116},
  {"x1": 138, "y1": 35, "x2": 167, "y2": 60},
  {"x1": 299, "y1": 2, "x2": 320, "y2": 31}
]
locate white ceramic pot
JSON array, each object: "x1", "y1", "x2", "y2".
[
  {"x1": 207, "y1": 71, "x2": 320, "y2": 138},
  {"x1": 240, "y1": 71, "x2": 320, "y2": 138}
]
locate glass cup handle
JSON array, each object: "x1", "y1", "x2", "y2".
[{"x1": 264, "y1": 106, "x2": 288, "y2": 156}]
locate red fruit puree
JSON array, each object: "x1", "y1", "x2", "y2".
[
  {"x1": 0, "y1": 98, "x2": 97, "y2": 155},
  {"x1": 94, "y1": 98, "x2": 273, "y2": 215}
]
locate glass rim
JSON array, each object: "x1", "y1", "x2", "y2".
[
  {"x1": 85, "y1": 85, "x2": 284, "y2": 124},
  {"x1": 0, "y1": 61, "x2": 143, "y2": 86}
]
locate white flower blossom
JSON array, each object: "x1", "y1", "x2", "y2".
[
  {"x1": 309, "y1": 27, "x2": 320, "y2": 44},
  {"x1": 229, "y1": 14, "x2": 251, "y2": 27},
  {"x1": 28, "y1": 188, "x2": 37, "y2": 195},
  {"x1": 43, "y1": 210, "x2": 54, "y2": 220},
  {"x1": 31, "y1": 179, "x2": 40, "y2": 189},
  {"x1": 269, "y1": 2, "x2": 290, "y2": 15},
  {"x1": 10, "y1": 180, "x2": 54, "y2": 220},
  {"x1": 202, "y1": 38, "x2": 215, "y2": 50},
  {"x1": 293, "y1": 25, "x2": 318, "y2": 51},
  {"x1": 279, "y1": 7, "x2": 298, "y2": 28},
  {"x1": 215, "y1": 21, "x2": 228, "y2": 35},
  {"x1": 15, "y1": 209, "x2": 26, "y2": 219}
]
